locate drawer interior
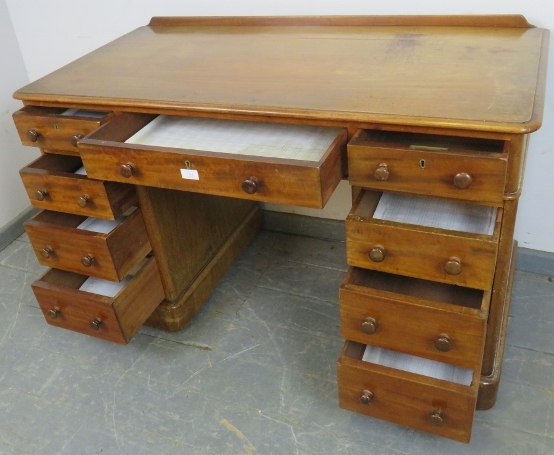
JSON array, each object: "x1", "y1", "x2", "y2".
[
  {"x1": 18, "y1": 106, "x2": 110, "y2": 120},
  {"x1": 350, "y1": 129, "x2": 506, "y2": 155},
  {"x1": 86, "y1": 113, "x2": 344, "y2": 163},
  {"x1": 352, "y1": 190, "x2": 501, "y2": 237},
  {"x1": 24, "y1": 154, "x2": 84, "y2": 174},
  {"x1": 346, "y1": 267, "x2": 487, "y2": 312},
  {"x1": 30, "y1": 208, "x2": 135, "y2": 233}
]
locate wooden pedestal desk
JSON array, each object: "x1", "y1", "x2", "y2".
[{"x1": 12, "y1": 15, "x2": 548, "y2": 443}]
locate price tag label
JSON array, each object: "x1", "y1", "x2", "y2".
[{"x1": 180, "y1": 169, "x2": 199, "y2": 180}]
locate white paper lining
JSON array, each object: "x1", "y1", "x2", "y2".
[
  {"x1": 125, "y1": 115, "x2": 341, "y2": 162},
  {"x1": 362, "y1": 345, "x2": 473, "y2": 386},
  {"x1": 373, "y1": 193, "x2": 497, "y2": 235}
]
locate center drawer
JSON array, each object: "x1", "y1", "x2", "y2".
[
  {"x1": 20, "y1": 154, "x2": 137, "y2": 219},
  {"x1": 340, "y1": 267, "x2": 490, "y2": 370},
  {"x1": 346, "y1": 190, "x2": 502, "y2": 290},
  {"x1": 24, "y1": 208, "x2": 151, "y2": 281},
  {"x1": 78, "y1": 113, "x2": 346, "y2": 208}
]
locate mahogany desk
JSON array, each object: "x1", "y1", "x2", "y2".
[{"x1": 12, "y1": 15, "x2": 548, "y2": 443}]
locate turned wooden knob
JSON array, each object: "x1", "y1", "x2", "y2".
[
  {"x1": 81, "y1": 254, "x2": 95, "y2": 267},
  {"x1": 40, "y1": 245, "x2": 54, "y2": 258},
  {"x1": 70, "y1": 134, "x2": 84, "y2": 147},
  {"x1": 47, "y1": 307, "x2": 61, "y2": 319},
  {"x1": 34, "y1": 189, "x2": 48, "y2": 201},
  {"x1": 26, "y1": 129, "x2": 41, "y2": 142},
  {"x1": 453, "y1": 172, "x2": 472, "y2": 189},
  {"x1": 361, "y1": 317, "x2": 378, "y2": 335},
  {"x1": 444, "y1": 257, "x2": 461, "y2": 275},
  {"x1": 76, "y1": 195, "x2": 91, "y2": 208},
  {"x1": 435, "y1": 334, "x2": 452, "y2": 352},
  {"x1": 89, "y1": 317, "x2": 103, "y2": 330},
  {"x1": 119, "y1": 163, "x2": 135, "y2": 178},
  {"x1": 242, "y1": 177, "x2": 260, "y2": 194},
  {"x1": 429, "y1": 410, "x2": 445, "y2": 427},
  {"x1": 369, "y1": 246, "x2": 385, "y2": 262},
  {"x1": 373, "y1": 163, "x2": 389, "y2": 181},
  {"x1": 360, "y1": 390, "x2": 374, "y2": 405}
]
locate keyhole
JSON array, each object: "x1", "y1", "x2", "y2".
[
  {"x1": 185, "y1": 160, "x2": 191, "y2": 169},
  {"x1": 54, "y1": 124, "x2": 60, "y2": 131},
  {"x1": 420, "y1": 159, "x2": 426, "y2": 169}
]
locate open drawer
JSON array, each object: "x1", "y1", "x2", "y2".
[
  {"x1": 337, "y1": 341, "x2": 479, "y2": 443},
  {"x1": 346, "y1": 190, "x2": 502, "y2": 290},
  {"x1": 340, "y1": 267, "x2": 489, "y2": 370},
  {"x1": 24, "y1": 208, "x2": 151, "y2": 281},
  {"x1": 348, "y1": 129, "x2": 507, "y2": 206},
  {"x1": 20, "y1": 154, "x2": 137, "y2": 219},
  {"x1": 31, "y1": 257, "x2": 164, "y2": 344},
  {"x1": 13, "y1": 106, "x2": 112, "y2": 155},
  {"x1": 78, "y1": 113, "x2": 346, "y2": 208}
]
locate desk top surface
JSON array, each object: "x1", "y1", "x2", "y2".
[{"x1": 14, "y1": 16, "x2": 549, "y2": 134}]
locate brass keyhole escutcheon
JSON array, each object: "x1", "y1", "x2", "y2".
[
  {"x1": 185, "y1": 160, "x2": 192, "y2": 169},
  {"x1": 54, "y1": 124, "x2": 60, "y2": 131},
  {"x1": 419, "y1": 159, "x2": 426, "y2": 169}
]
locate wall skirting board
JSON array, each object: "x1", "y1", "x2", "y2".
[
  {"x1": 1, "y1": 207, "x2": 552, "y2": 277},
  {"x1": 0, "y1": 206, "x2": 37, "y2": 251}
]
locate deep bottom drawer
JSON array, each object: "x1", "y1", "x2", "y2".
[
  {"x1": 32, "y1": 257, "x2": 164, "y2": 344},
  {"x1": 337, "y1": 341, "x2": 479, "y2": 443}
]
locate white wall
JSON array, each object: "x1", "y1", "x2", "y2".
[
  {"x1": 5, "y1": 0, "x2": 554, "y2": 252},
  {"x1": 0, "y1": 0, "x2": 39, "y2": 230}
]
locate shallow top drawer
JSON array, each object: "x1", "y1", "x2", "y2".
[
  {"x1": 348, "y1": 130, "x2": 507, "y2": 206},
  {"x1": 78, "y1": 113, "x2": 346, "y2": 209},
  {"x1": 13, "y1": 106, "x2": 112, "y2": 154}
]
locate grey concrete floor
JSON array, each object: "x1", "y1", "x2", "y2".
[{"x1": 0, "y1": 230, "x2": 552, "y2": 454}]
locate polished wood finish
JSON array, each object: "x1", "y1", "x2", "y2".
[
  {"x1": 79, "y1": 113, "x2": 346, "y2": 208},
  {"x1": 20, "y1": 154, "x2": 137, "y2": 219},
  {"x1": 135, "y1": 187, "x2": 257, "y2": 301},
  {"x1": 10, "y1": 15, "x2": 548, "y2": 443},
  {"x1": 32, "y1": 257, "x2": 164, "y2": 344},
  {"x1": 346, "y1": 191, "x2": 502, "y2": 289},
  {"x1": 13, "y1": 18, "x2": 547, "y2": 134},
  {"x1": 146, "y1": 204, "x2": 262, "y2": 331},
  {"x1": 13, "y1": 106, "x2": 112, "y2": 155},
  {"x1": 337, "y1": 341, "x2": 479, "y2": 443},
  {"x1": 24, "y1": 209, "x2": 151, "y2": 281},
  {"x1": 348, "y1": 130, "x2": 507, "y2": 206},
  {"x1": 340, "y1": 268, "x2": 489, "y2": 370}
]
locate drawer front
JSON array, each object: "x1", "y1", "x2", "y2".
[
  {"x1": 31, "y1": 257, "x2": 164, "y2": 344},
  {"x1": 337, "y1": 341, "x2": 477, "y2": 443},
  {"x1": 20, "y1": 154, "x2": 137, "y2": 219},
  {"x1": 348, "y1": 130, "x2": 507, "y2": 205},
  {"x1": 78, "y1": 113, "x2": 346, "y2": 209},
  {"x1": 340, "y1": 269, "x2": 488, "y2": 370},
  {"x1": 13, "y1": 106, "x2": 112, "y2": 154},
  {"x1": 345, "y1": 192, "x2": 501, "y2": 290},
  {"x1": 25, "y1": 209, "x2": 151, "y2": 281}
]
